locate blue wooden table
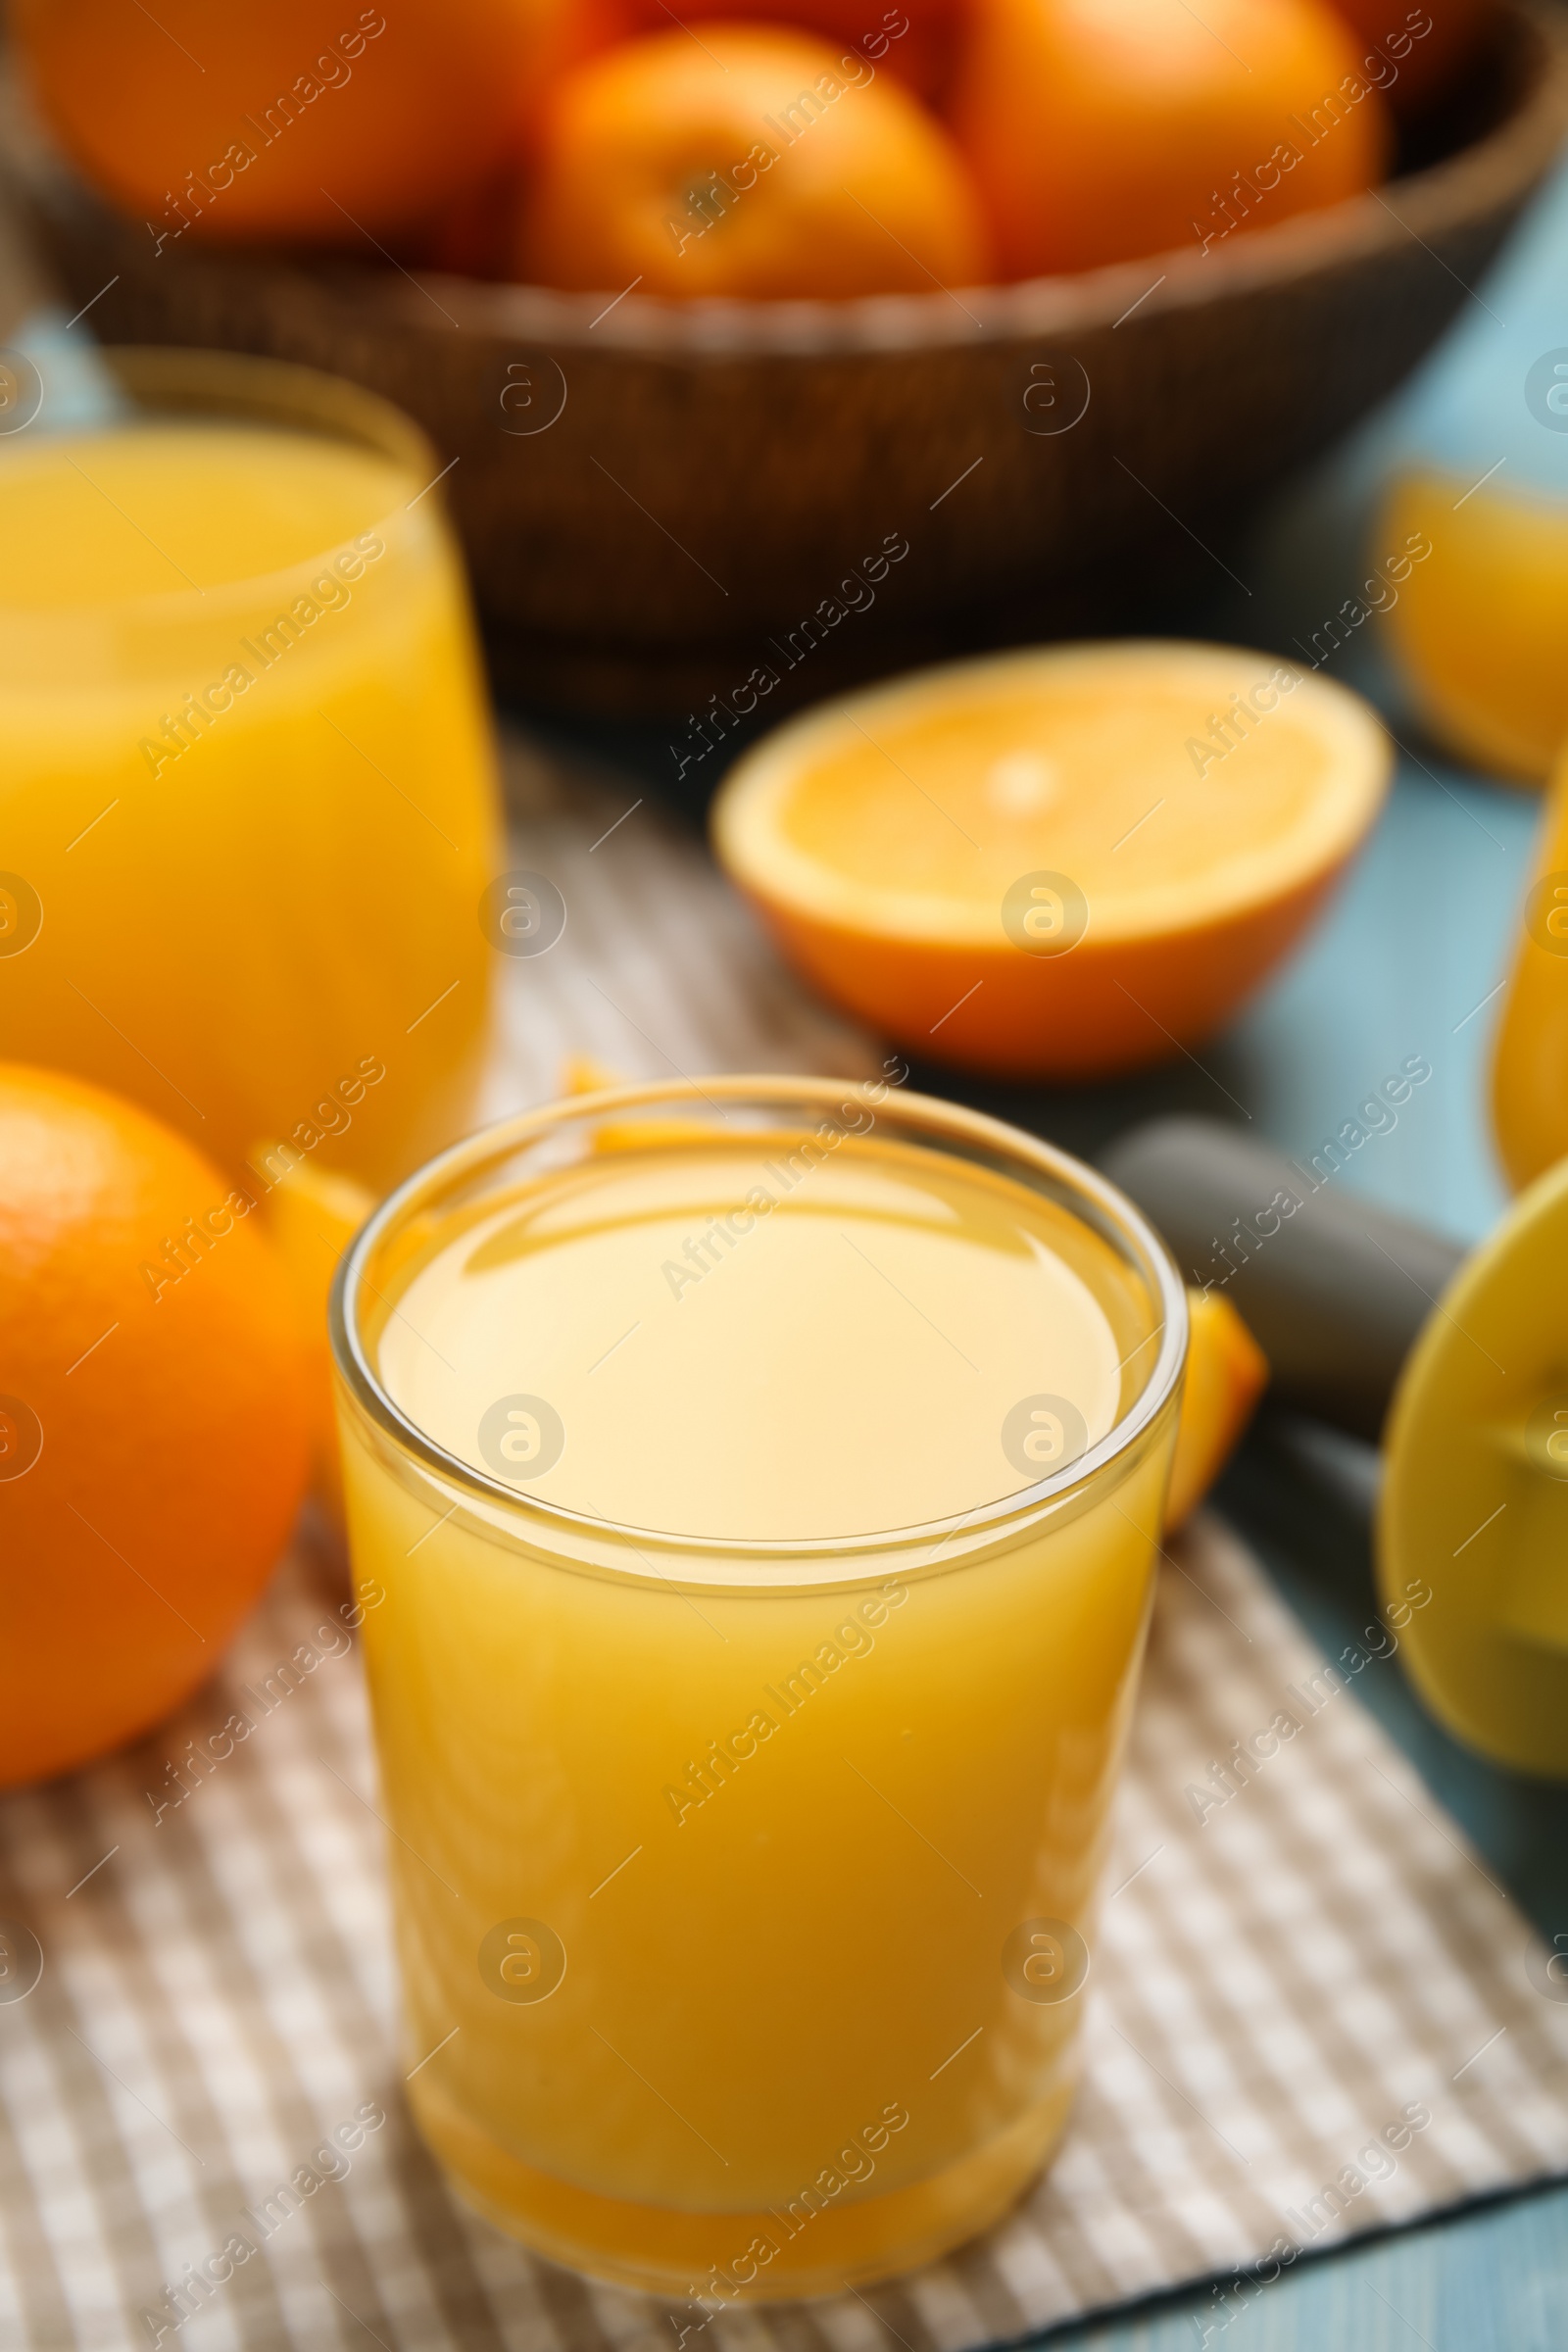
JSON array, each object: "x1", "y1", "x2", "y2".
[{"x1": 533, "y1": 157, "x2": 1568, "y2": 2348}]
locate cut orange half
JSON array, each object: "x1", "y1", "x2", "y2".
[
  {"x1": 1379, "y1": 470, "x2": 1568, "y2": 786},
  {"x1": 712, "y1": 642, "x2": 1392, "y2": 1079}
]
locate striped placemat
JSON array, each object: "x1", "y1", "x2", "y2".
[{"x1": 2, "y1": 737, "x2": 1565, "y2": 2350}]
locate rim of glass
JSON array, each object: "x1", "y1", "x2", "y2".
[
  {"x1": 331, "y1": 1076, "x2": 1189, "y2": 1562},
  {"x1": 0, "y1": 345, "x2": 436, "y2": 624}
]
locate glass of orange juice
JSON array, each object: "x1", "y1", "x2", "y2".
[
  {"x1": 331, "y1": 1075, "x2": 1186, "y2": 2298},
  {"x1": 0, "y1": 346, "x2": 500, "y2": 1189}
]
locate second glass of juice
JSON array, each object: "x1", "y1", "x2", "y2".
[
  {"x1": 0, "y1": 347, "x2": 500, "y2": 1189},
  {"x1": 331, "y1": 1078, "x2": 1186, "y2": 2297}
]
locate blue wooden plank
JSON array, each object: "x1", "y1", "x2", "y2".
[{"x1": 1056, "y1": 2179, "x2": 1568, "y2": 2350}]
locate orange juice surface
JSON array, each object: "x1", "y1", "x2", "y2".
[
  {"x1": 0, "y1": 417, "x2": 498, "y2": 1186},
  {"x1": 338, "y1": 1116, "x2": 1180, "y2": 2295}
]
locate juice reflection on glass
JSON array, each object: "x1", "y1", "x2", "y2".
[
  {"x1": 0, "y1": 349, "x2": 500, "y2": 1189},
  {"x1": 331, "y1": 1078, "x2": 1186, "y2": 2297}
]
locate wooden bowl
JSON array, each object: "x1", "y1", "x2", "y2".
[{"x1": 9, "y1": 3, "x2": 1567, "y2": 720}]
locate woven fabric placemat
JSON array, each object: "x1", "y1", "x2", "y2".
[
  {"x1": 4, "y1": 1513, "x2": 1564, "y2": 2352},
  {"x1": 2, "y1": 742, "x2": 1565, "y2": 2350}
]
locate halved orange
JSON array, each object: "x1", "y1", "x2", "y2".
[
  {"x1": 1379, "y1": 470, "x2": 1568, "y2": 786},
  {"x1": 711, "y1": 641, "x2": 1392, "y2": 1079}
]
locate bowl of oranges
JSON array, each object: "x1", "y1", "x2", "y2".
[{"x1": 8, "y1": 0, "x2": 1567, "y2": 716}]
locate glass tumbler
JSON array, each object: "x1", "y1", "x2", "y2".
[
  {"x1": 330, "y1": 1077, "x2": 1186, "y2": 2297},
  {"x1": 0, "y1": 344, "x2": 500, "y2": 1190}
]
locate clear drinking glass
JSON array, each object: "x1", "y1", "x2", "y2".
[
  {"x1": 0, "y1": 345, "x2": 499, "y2": 1188},
  {"x1": 330, "y1": 1077, "x2": 1186, "y2": 2298}
]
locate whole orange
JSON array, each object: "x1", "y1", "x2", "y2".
[
  {"x1": 585, "y1": 1, "x2": 964, "y2": 99},
  {"x1": 11, "y1": 0, "x2": 575, "y2": 243},
  {"x1": 516, "y1": 24, "x2": 994, "y2": 298},
  {"x1": 950, "y1": 0, "x2": 1391, "y2": 278},
  {"x1": 0, "y1": 1067, "x2": 311, "y2": 1789},
  {"x1": 1326, "y1": 0, "x2": 1494, "y2": 112}
]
